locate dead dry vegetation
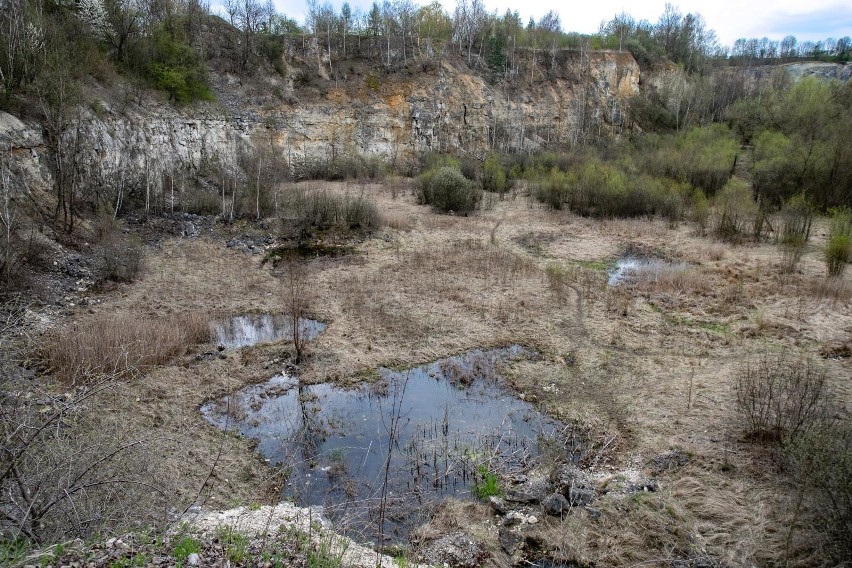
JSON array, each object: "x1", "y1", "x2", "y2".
[{"x1": 7, "y1": 180, "x2": 851, "y2": 567}]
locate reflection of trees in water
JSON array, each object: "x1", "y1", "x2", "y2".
[
  {"x1": 375, "y1": 372, "x2": 411, "y2": 549},
  {"x1": 295, "y1": 384, "x2": 325, "y2": 466},
  {"x1": 287, "y1": 384, "x2": 327, "y2": 512}
]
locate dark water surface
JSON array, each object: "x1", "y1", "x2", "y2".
[{"x1": 201, "y1": 346, "x2": 566, "y2": 542}]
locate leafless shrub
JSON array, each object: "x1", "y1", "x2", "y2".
[
  {"x1": 43, "y1": 312, "x2": 212, "y2": 385},
  {"x1": 278, "y1": 187, "x2": 381, "y2": 238},
  {"x1": 786, "y1": 420, "x2": 852, "y2": 561},
  {"x1": 735, "y1": 355, "x2": 828, "y2": 443},
  {"x1": 1, "y1": 301, "x2": 174, "y2": 545},
  {"x1": 92, "y1": 212, "x2": 144, "y2": 284},
  {"x1": 0, "y1": 379, "x2": 172, "y2": 545},
  {"x1": 280, "y1": 256, "x2": 312, "y2": 364}
]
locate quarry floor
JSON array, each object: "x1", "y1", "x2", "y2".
[{"x1": 49, "y1": 180, "x2": 852, "y2": 567}]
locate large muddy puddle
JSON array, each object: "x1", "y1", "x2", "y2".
[
  {"x1": 201, "y1": 346, "x2": 566, "y2": 542},
  {"x1": 608, "y1": 256, "x2": 690, "y2": 286},
  {"x1": 213, "y1": 314, "x2": 327, "y2": 349}
]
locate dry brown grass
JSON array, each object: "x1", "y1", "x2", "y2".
[
  {"x1": 44, "y1": 312, "x2": 211, "y2": 385},
  {"x1": 379, "y1": 211, "x2": 414, "y2": 231},
  {"x1": 627, "y1": 265, "x2": 714, "y2": 296},
  {"x1": 408, "y1": 239, "x2": 536, "y2": 289},
  {"x1": 807, "y1": 275, "x2": 852, "y2": 302},
  {"x1": 30, "y1": 180, "x2": 851, "y2": 566}
]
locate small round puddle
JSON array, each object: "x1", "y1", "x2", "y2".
[
  {"x1": 202, "y1": 346, "x2": 566, "y2": 543},
  {"x1": 212, "y1": 314, "x2": 326, "y2": 349},
  {"x1": 607, "y1": 256, "x2": 690, "y2": 286}
]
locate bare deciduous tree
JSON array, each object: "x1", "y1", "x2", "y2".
[
  {"x1": 281, "y1": 256, "x2": 312, "y2": 364},
  {"x1": 0, "y1": 145, "x2": 17, "y2": 282}
]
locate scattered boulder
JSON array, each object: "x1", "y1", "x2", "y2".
[
  {"x1": 225, "y1": 234, "x2": 275, "y2": 254},
  {"x1": 629, "y1": 479, "x2": 659, "y2": 493},
  {"x1": 488, "y1": 496, "x2": 508, "y2": 515},
  {"x1": 551, "y1": 463, "x2": 597, "y2": 506},
  {"x1": 418, "y1": 532, "x2": 489, "y2": 568},
  {"x1": 568, "y1": 487, "x2": 596, "y2": 507},
  {"x1": 498, "y1": 527, "x2": 523, "y2": 555},
  {"x1": 502, "y1": 511, "x2": 539, "y2": 527},
  {"x1": 542, "y1": 493, "x2": 570, "y2": 516},
  {"x1": 505, "y1": 472, "x2": 550, "y2": 504},
  {"x1": 505, "y1": 488, "x2": 539, "y2": 504},
  {"x1": 649, "y1": 450, "x2": 691, "y2": 474},
  {"x1": 550, "y1": 464, "x2": 594, "y2": 494},
  {"x1": 502, "y1": 511, "x2": 526, "y2": 527}
]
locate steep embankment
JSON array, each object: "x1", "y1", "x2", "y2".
[{"x1": 1, "y1": 50, "x2": 639, "y2": 193}]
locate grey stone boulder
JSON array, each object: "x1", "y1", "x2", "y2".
[
  {"x1": 498, "y1": 527, "x2": 523, "y2": 554},
  {"x1": 568, "y1": 487, "x2": 596, "y2": 506},
  {"x1": 542, "y1": 493, "x2": 571, "y2": 516},
  {"x1": 418, "y1": 532, "x2": 489, "y2": 568}
]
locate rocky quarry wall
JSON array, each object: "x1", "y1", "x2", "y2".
[
  {"x1": 1, "y1": 55, "x2": 848, "y2": 196},
  {"x1": 0, "y1": 50, "x2": 639, "y2": 193}
]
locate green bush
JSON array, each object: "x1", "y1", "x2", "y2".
[
  {"x1": 825, "y1": 235, "x2": 851, "y2": 277},
  {"x1": 529, "y1": 159, "x2": 690, "y2": 221},
  {"x1": 482, "y1": 154, "x2": 509, "y2": 195},
  {"x1": 691, "y1": 189, "x2": 710, "y2": 234},
  {"x1": 643, "y1": 125, "x2": 738, "y2": 195},
  {"x1": 417, "y1": 166, "x2": 481, "y2": 214},
  {"x1": 713, "y1": 178, "x2": 759, "y2": 242},
  {"x1": 146, "y1": 28, "x2": 213, "y2": 104},
  {"x1": 779, "y1": 195, "x2": 814, "y2": 272},
  {"x1": 825, "y1": 207, "x2": 852, "y2": 277},
  {"x1": 474, "y1": 465, "x2": 500, "y2": 499},
  {"x1": 531, "y1": 168, "x2": 572, "y2": 210},
  {"x1": 780, "y1": 195, "x2": 814, "y2": 243}
]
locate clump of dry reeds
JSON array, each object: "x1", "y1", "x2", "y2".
[{"x1": 44, "y1": 312, "x2": 211, "y2": 385}]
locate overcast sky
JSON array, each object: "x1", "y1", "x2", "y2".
[{"x1": 225, "y1": 0, "x2": 852, "y2": 47}]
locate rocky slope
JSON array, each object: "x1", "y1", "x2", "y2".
[
  {"x1": 2, "y1": 55, "x2": 847, "y2": 212},
  {"x1": 1, "y1": 49, "x2": 640, "y2": 194}
]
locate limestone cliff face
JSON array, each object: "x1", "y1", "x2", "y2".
[
  {"x1": 1, "y1": 50, "x2": 640, "y2": 191},
  {"x1": 223, "y1": 49, "x2": 640, "y2": 168}
]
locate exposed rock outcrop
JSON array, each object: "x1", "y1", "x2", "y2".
[{"x1": 1, "y1": 51, "x2": 640, "y2": 196}]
